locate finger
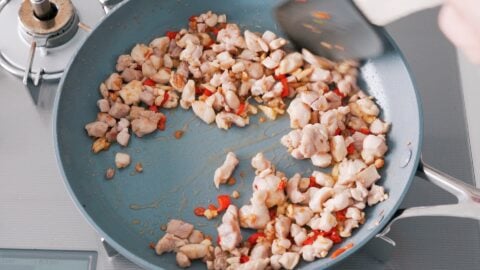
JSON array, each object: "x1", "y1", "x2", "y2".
[{"x1": 439, "y1": 4, "x2": 480, "y2": 64}]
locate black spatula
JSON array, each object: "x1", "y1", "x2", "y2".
[{"x1": 275, "y1": 0, "x2": 442, "y2": 60}]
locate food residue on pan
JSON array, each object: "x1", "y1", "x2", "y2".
[
  {"x1": 174, "y1": 130, "x2": 185, "y2": 139},
  {"x1": 105, "y1": 167, "x2": 115, "y2": 180},
  {"x1": 84, "y1": 8, "x2": 391, "y2": 269},
  {"x1": 135, "y1": 162, "x2": 144, "y2": 173}
]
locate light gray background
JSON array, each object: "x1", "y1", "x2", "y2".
[{"x1": 0, "y1": 7, "x2": 479, "y2": 270}]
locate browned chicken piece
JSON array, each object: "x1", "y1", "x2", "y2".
[
  {"x1": 166, "y1": 219, "x2": 194, "y2": 239},
  {"x1": 155, "y1": 233, "x2": 187, "y2": 255},
  {"x1": 131, "y1": 118, "x2": 157, "y2": 137},
  {"x1": 85, "y1": 121, "x2": 108, "y2": 137},
  {"x1": 108, "y1": 102, "x2": 130, "y2": 119}
]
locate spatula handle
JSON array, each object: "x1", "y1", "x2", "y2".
[{"x1": 353, "y1": 0, "x2": 444, "y2": 26}]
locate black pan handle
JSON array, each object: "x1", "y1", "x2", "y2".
[{"x1": 377, "y1": 158, "x2": 480, "y2": 242}]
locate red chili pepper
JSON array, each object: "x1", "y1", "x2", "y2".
[
  {"x1": 247, "y1": 232, "x2": 266, "y2": 245},
  {"x1": 149, "y1": 242, "x2": 155, "y2": 249},
  {"x1": 269, "y1": 207, "x2": 277, "y2": 220},
  {"x1": 359, "y1": 128, "x2": 370, "y2": 135},
  {"x1": 194, "y1": 207, "x2": 206, "y2": 216},
  {"x1": 335, "y1": 128, "x2": 342, "y2": 136},
  {"x1": 148, "y1": 105, "x2": 158, "y2": 112},
  {"x1": 276, "y1": 74, "x2": 289, "y2": 98},
  {"x1": 236, "y1": 102, "x2": 246, "y2": 115},
  {"x1": 328, "y1": 228, "x2": 342, "y2": 244},
  {"x1": 331, "y1": 243, "x2": 354, "y2": 259},
  {"x1": 240, "y1": 255, "x2": 250, "y2": 264},
  {"x1": 333, "y1": 88, "x2": 346, "y2": 98},
  {"x1": 160, "y1": 92, "x2": 170, "y2": 107},
  {"x1": 195, "y1": 87, "x2": 204, "y2": 95},
  {"x1": 309, "y1": 176, "x2": 321, "y2": 188},
  {"x1": 203, "y1": 89, "x2": 214, "y2": 97},
  {"x1": 335, "y1": 209, "x2": 347, "y2": 222},
  {"x1": 277, "y1": 179, "x2": 287, "y2": 190},
  {"x1": 347, "y1": 144, "x2": 355, "y2": 154},
  {"x1": 166, "y1": 31, "x2": 178, "y2": 40},
  {"x1": 189, "y1": 15, "x2": 197, "y2": 22},
  {"x1": 143, "y1": 78, "x2": 156, "y2": 87},
  {"x1": 217, "y1": 236, "x2": 221, "y2": 245},
  {"x1": 157, "y1": 115, "x2": 167, "y2": 131},
  {"x1": 217, "y1": 195, "x2": 231, "y2": 212},
  {"x1": 302, "y1": 235, "x2": 316, "y2": 246},
  {"x1": 212, "y1": 27, "x2": 221, "y2": 36}
]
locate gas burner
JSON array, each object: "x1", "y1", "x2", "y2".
[{"x1": 0, "y1": 0, "x2": 109, "y2": 86}]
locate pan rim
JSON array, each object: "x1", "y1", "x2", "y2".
[{"x1": 52, "y1": 1, "x2": 424, "y2": 269}]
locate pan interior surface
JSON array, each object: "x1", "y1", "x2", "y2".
[{"x1": 54, "y1": 0, "x2": 422, "y2": 269}]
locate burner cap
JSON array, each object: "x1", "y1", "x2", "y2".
[{"x1": 0, "y1": 0, "x2": 106, "y2": 84}]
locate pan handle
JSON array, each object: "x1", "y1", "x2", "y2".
[{"x1": 377, "y1": 158, "x2": 480, "y2": 240}]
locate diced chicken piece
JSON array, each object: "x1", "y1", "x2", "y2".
[
  {"x1": 213, "y1": 247, "x2": 228, "y2": 270},
  {"x1": 105, "y1": 73, "x2": 123, "y2": 91},
  {"x1": 119, "y1": 80, "x2": 143, "y2": 105},
  {"x1": 131, "y1": 118, "x2": 157, "y2": 137},
  {"x1": 188, "y1": 230, "x2": 204, "y2": 244},
  {"x1": 251, "y1": 152, "x2": 272, "y2": 174},
  {"x1": 105, "y1": 126, "x2": 118, "y2": 142},
  {"x1": 116, "y1": 128, "x2": 130, "y2": 146},
  {"x1": 275, "y1": 215, "x2": 291, "y2": 239},
  {"x1": 176, "y1": 252, "x2": 191, "y2": 268},
  {"x1": 177, "y1": 34, "x2": 200, "y2": 48},
  {"x1": 346, "y1": 207, "x2": 364, "y2": 221},
  {"x1": 351, "y1": 131, "x2": 367, "y2": 151},
  {"x1": 272, "y1": 238, "x2": 291, "y2": 255},
  {"x1": 287, "y1": 98, "x2": 311, "y2": 129},
  {"x1": 361, "y1": 135, "x2": 388, "y2": 164},
  {"x1": 357, "y1": 98, "x2": 380, "y2": 116},
  {"x1": 288, "y1": 205, "x2": 313, "y2": 226},
  {"x1": 97, "y1": 99, "x2": 110, "y2": 112},
  {"x1": 290, "y1": 223, "x2": 307, "y2": 246},
  {"x1": 340, "y1": 218, "x2": 360, "y2": 237},
  {"x1": 324, "y1": 190, "x2": 352, "y2": 212},
  {"x1": 315, "y1": 211, "x2": 337, "y2": 231},
  {"x1": 115, "y1": 152, "x2": 131, "y2": 168},
  {"x1": 238, "y1": 49, "x2": 258, "y2": 61},
  {"x1": 370, "y1": 118, "x2": 390, "y2": 134},
  {"x1": 367, "y1": 184, "x2": 388, "y2": 206},
  {"x1": 277, "y1": 52, "x2": 303, "y2": 74},
  {"x1": 270, "y1": 254, "x2": 282, "y2": 270},
  {"x1": 244, "y1": 30, "x2": 269, "y2": 53},
  {"x1": 261, "y1": 50, "x2": 285, "y2": 69},
  {"x1": 331, "y1": 135, "x2": 347, "y2": 162},
  {"x1": 142, "y1": 60, "x2": 157, "y2": 77},
  {"x1": 213, "y1": 152, "x2": 239, "y2": 189},
  {"x1": 150, "y1": 36, "x2": 170, "y2": 55},
  {"x1": 231, "y1": 61, "x2": 246, "y2": 73},
  {"x1": 320, "y1": 106, "x2": 350, "y2": 136},
  {"x1": 281, "y1": 129, "x2": 302, "y2": 150},
  {"x1": 225, "y1": 90, "x2": 240, "y2": 111},
  {"x1": 311, "y1": 171, "x2": 334, "y2": 187},
  {"x1": 192, "y1": 101, "x2": 216, "y2": 124},
  {"x1": 286, "y1": 173, "x2": 309, "y2": 204},
  {"x1": 117, "y1": 118, "x2": 130, "y2": 131},
  {"x1": 166, "y1": 219, "x2": 194, "y2": 239},
  {"x1": 308, "y1": 187, "x2": 334, "y2": 213},
  {"x1": 247, "y1": 63, "x2": 265, "y2": 80},
  {"x1": 218, "y1": 14, "x2": 227, "y2": 23},
  {"x1": 310, "y1": 67, "x2": 332, "y2": 83},
  {"x1": 155, "y1": 233, "x2": 187, "y2": 255},
  {"x1": 251, "y1": 75, "x2": 275, "y2": 96},
  {"x1": 139, "y1": 90, "x2": 155, "y2": 106},
  {"x1": 236, "y1": 258, "x2": 270, "y2": 270},
  {"x1": 279, "y1": 252, "x2": 300, "y2": 270},
  {"x1": 97, "y1": 112, "x2": 116, "y2": 127},
  {"x1": 348, "y1": 116, "x2": 368, "y2": 131},
  {"x1": 180, "y1": 80, "x2": 195, "y2": 109},
  {"x1": 299, "y1": 91, "x2": 328, "y2": 111},
  {"x1": 301, "y1": 236, "x2": 333, "y2": 261},
  {"x1": 338, "y1": 159, "x2": 367, "y2": 185},
  {"x1": 217, "y1": 24, "x2": 246, "y2": 50},
  {"x1": 151, "y1": 68, "x2": 171, "y2": 84},
  {"x1": 337, "y1": 79, "x2": 353, "y2": 96},
  {"x1": 357, "y1": 165, "x2": 381, "y2": 188},
  {"x1": 179, "y1": 244, "x2": 209, "y2": 259},
  {"x1": 239, "y1": 191, "x2": 270, "y2": 229},
  {"x1": 121, "y1": 68, "x2": 143, "y2": 82},
  {"x1": 311, "y1": 153, "x2": 332, "y2": 167},
  {"x1": 179, "y1": 42, "x2": 203, "y2": 67},
  {"x1": 299, "y1": 124, "x2": 330, "y2": 157},
  {"x1": 85, "y1": 121, "x2": 108, "y2": 137},
  {"x1": 217, "y1": 51, "x2": 235, "y2": 70},
  {"x1": 262, "y1": 30, "x2": 277, "y2": 43},
  {"x1": 116, "y1": 55, "x2": 136, "y2": 72},
  {"x1": 131, "y1": 44, "x2": 153, "y2": 64},
  {"x1": 250, "y1": 242, "x2": 271, "y2": 259},
  {"x1": 350, "y1": 182, "x2": 369, "y2": 201},
  {"x1": 215, "y1": 112, "x2": 249, "y2": 130},
  {"x1": 217, "y1": 205, "x2": 242, "y2": 251},
  {"x1": 269, "y1": 38, "x2": 287, "y2": 50},
  {"x1": 253, "y1": 173, "x2": 287, "y2": 208}
]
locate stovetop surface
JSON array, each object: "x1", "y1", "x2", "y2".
[{"x1": 0, "y1": 7, "x2": 478, "y2": 270}]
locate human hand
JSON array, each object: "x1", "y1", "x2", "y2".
[{"x1": 439, "y1": 0, "x2": 480, "y2": 64}]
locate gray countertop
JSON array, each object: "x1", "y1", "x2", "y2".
[{"x1": 0, "y1": 7, "x2": 479, "y2": 270}]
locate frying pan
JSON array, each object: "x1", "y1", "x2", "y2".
[{"x1": 53, "y1": 0, "x2": 480, "y2": 269}]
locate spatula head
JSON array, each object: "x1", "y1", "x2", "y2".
[{"x1": 275, "y1": 0, "x2": 384, "y2": 60}]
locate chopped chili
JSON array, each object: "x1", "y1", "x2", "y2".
[
  {"x1": 148, "y1": 105, "x2": 158, "y2": 112},
  {"x1": 333, "y1": 88, "x2": 346, "y2": 98},
  {"x1": 143, "y1": 78, "x2": 156, "y2": 87},
  {"x1": 217, "y1": 236, "x2": 221, "y2": 245},
  {"x1": 347, "y1": 144, "x2": 355, "y2": 154},
  {"x1": 302, "y1": 235, "x2": 316, "y2": 246},
  {"x1": 240, "y1": 255, "x2": 250, "y2": 264},
  {"x1": 166, "y1": 31, "x2": 178, "y2": 40},
  {"x1": 309, "y1": 176, "x2": 321, "y2": 188},
  {"x1": 269, "y1": 207, "x2": 277, "y2": 220},
  {"x1": 195, "y1": 87, "x2": 204, "y2": 95},
  {"x1": 160, "y1": 92, "x2": 170, "y2": 107},
  {"x1": 208, "y1": 204, "x2": 217, "y2": 211},
  {"x1": 335, "y1": 128, "x2": 342, "y2": 136},
  {"x1": 236, "y1": 102, "x2": 246, "y2": 115},
  {"x1": 328, "y1": 228, "x2": 342, "y2": 243},
  {"x1": 331, "y1": 243, "x2": 354, "y2": 259},
  {"x1": 194, "y1": 207, "x2": 206, "y2": 216},
  {"x1": 247, "y1": 232, "x2": 266, "y2": 245},
  {"x1": 157, "y1": 115, "x2": 167, "y2": 130},
  {"x1": 149, "y1": 242, "x2": 155, "y2": 249},
  {"x1": 335, "y1": 208, "x2": 347, "y2": 222},
  {"x1": 359, "y1": 128, "x2": 370, "y2": 135},
  {"x1": 277, "y1": 179, "x2": 287, "y2": 190},
  {"x1": 203, "y1": 89, "x2": 214, "y2": 97},
  {"x1": 217, "y1": 195, "x2": 231, "y2": 212},
  {"x1": 275, "y1": 74, "x2": 289, "y2": 98},
  {"x1": 189, "y1": 15, "x2": 197, "y2": 22}
]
